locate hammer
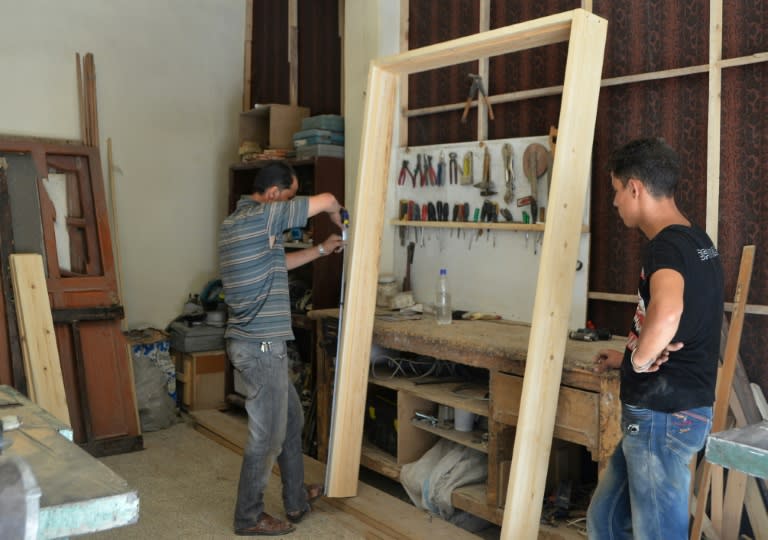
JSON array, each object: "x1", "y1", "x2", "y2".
[{"x1": 461, "y1": 74, "x2": 495, "y2": 123}]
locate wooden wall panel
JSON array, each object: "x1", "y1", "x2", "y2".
[
  {"x1": 249, "y1": 0, "x2": 341, "y2": 114},
  {"x1": 249, "y1": 1, "x2": 290, "y2": 106},
  {"x1": 720, "y1": 62, "x2": 768, "y2": 392},
  {"x1": 407, "y1": 0, "x2": 480, "y2": 145},
  {"x1": 298, "y1": 0, "x2": 341, "y2": 115},
  {"x1": 722, "y1": 0, "x2": 768, "y2": 58},
  {"x1": 400, "y1": 1, "x2": 768, "y2": 397},
  {"x1": 595, "y1": 0, "x2": 709, "y2": 78}
]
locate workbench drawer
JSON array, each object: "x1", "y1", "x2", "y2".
[{"x1": 491, "y1": 372, "x2": 599, "y2": 452}]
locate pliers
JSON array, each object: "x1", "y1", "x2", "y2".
[
  {"x1": 414, "y1": 154, "x2": 425, "y2": 187},
  {"x1": 448, "y1": 152, "x2": 458, "y2": 184},
  {"x1": 398, "y1": 160, "x2": 415, "y2": 187}
]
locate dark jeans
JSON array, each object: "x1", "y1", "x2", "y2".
[
  {"x1": 227, "y1": 339, "x2": 307, "y2": 529},
  {"x1": 586, "y1": 403, "x2": 712, "y2": 540}
]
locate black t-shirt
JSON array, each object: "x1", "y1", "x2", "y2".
[{"x1": 620, "y1": 224, "x2": 724, "y2": 412}]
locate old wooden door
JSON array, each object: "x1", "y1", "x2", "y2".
[{"x1": 0, "y1": 140, "x2": 141, "y2": 455}]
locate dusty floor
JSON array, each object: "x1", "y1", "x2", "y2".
[{"x1": 86, "y1": 417, "x2": 494, "y2": 539}]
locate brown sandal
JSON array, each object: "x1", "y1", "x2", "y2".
[{"x1": 286, "y1": 484, "x2": 324, "y2": 524}]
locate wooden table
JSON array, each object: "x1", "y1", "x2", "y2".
[
  {"x1": 0, "y1": 385, "x2": 139, "y2": 538},
  {"x1": 309, "y1": 309, "x2": 623, "y2": 524}
]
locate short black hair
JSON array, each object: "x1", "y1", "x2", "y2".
[
  {"x1": 606, "y1": 138, "x2": 680, "y2": 198},
  {"x1": 252, "y1": 162, "x2": 296, "y2": 194}
]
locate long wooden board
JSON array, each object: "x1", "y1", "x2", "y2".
[{"x1": 10, "y1": 253, "x2": 71, "y2": 426}]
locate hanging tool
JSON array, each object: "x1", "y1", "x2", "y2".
[
  {"x1": 469, "y1": 207, "x2": 480, "y2": 250},
  {"x1": 414, "y1": 154, "x2": 424, "y2": 187},
  {"x1": 426, "y1": 155, "x2": 437, "y2": 186},
  {"x1": 448, "y1": 152, "x2": 458, "y2": 184},
  {"x1": 461, "y1": 151, "x2": 473, "y2": 185},
  {"x1": 398, "y1": 200, "x2": 409, "y2": 246},
  {"x1": 502, "y1": 143, "x2": 515, "y2": 204},
  {"x1": 474, "y1": 146, "x2": 496, "y2": 196},
  {"x1": 397, "y1": 160, "x2": 415, "y2": 187},
  {"x1": 436, "y1": 151, "x2": 446, "y2": 186},
  {"x1": 451, "y1": 203, "x2": 459, "y2": 237},
  {"x1": 402, "y1": 242, "x2": 415, "y2": 292},
  {"x1": 522, "y1": 143, "x2": 549, "y2": 224},
  {"x1": 460, "y1": 74, "x2": 495, "y2": 123},
  {"x1": 462, "y1": 203, "x2": 470, "y2": 239}
]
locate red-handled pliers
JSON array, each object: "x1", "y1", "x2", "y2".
[{"x1": 398, "y1": 160, "x2": 415, "y2": 187}]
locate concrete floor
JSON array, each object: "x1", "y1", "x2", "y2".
[{"x1": 85, "y1": 417, "x2": 490, "y2": 540}]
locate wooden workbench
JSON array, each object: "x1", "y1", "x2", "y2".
[
  {"x1": 309, "y1": 309, "x2": 623, "y2": 525},
  {"x1": 0, "y1": 385, "x2": 139, "y2": 538}
]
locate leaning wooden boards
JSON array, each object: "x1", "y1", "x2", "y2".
[
  {"x1": 10, "y1": 253, "x2": 71, "y2": 426},
  {"x1": 325, "y1": 9, "x2": 607, "y2": 540}
]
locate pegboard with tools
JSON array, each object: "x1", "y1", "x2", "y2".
[{"x1": 387, "y1": 133, "x2": 591, "y2": 329}]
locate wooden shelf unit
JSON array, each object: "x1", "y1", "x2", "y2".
[{"x1": 310, "y1": 309, "x2": 623, "y2": 525}]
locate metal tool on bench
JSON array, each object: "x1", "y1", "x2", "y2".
[{"x1": 460, "y1": 74, "x2": 495, "y2": 123}]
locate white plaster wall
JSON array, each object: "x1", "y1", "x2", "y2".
[
  {"x1": 0, "y1": 0, "x2": 244, "y2": 329},
  {"x1": 343, "y1": 0, "x2": 401, "y2": 274}
]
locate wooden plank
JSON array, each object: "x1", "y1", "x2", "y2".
[
  {"x1": 242, "y1": 0, "x2": 253, "y2": 111},
  {"x1": 706, "y1": 421, "x2": 768, "y2": 480},
  {"x1": 502, "y1": 11, "x2": 606, "y2": 539},
  {"x1": 376, "y1": 11, "x2": 574, "y2": 75},
  {"x1": 691, "y1": 245, "x2": 755, "y2": 540},
  {"x1": 10, "y1": 253, "x2": 71, "y2": 426},
  {"x1": 325, "y1": 64, "x2": 397, "y2": 497},
  {"x1": 706, "y1": 0, "x2": 723, "y2": 242}
]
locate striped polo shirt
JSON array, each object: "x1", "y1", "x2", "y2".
[{"x1": 219, "y1": 196, "x2": 309, "y2": 342}]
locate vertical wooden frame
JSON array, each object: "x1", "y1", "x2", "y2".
[{"x1": 327, "y1": 9, "x2": 606, "y2": 537}]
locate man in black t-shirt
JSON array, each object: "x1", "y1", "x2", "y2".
[{"x1": 586, "y1": 138, "x2": 724, "y2": 540}]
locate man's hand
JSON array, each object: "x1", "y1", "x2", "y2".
[
  {"x1": 593, "y1": 349, "x2": 623, "y2": 373},
  {"x1": 319, "y1": 234, "x2": 345, "y2": 255},
  {"x1": 632, "y1": 341, "x2": 684, "y2": 373}
]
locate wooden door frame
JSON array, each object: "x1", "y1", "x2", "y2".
[{"x1": 325, "y1": 9, "x2": 606, "y2": 538}]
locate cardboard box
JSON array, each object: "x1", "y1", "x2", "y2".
[
  {"x1": 172, "y1": 350, "x2": 226, "y2": 411},
  {"x1": 240, "y1": 104, "x2": 310, "y2": 150}
]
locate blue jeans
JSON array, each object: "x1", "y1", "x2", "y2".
[
  {"x1": 228, "y1": 339, "x2": 308, "y2": 529},
  {"x1": 586, "y1": 403, "x2": 712, "y2": 540}
]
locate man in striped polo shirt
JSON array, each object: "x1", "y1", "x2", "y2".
[{"x1": 220, "y1": 161, "x2": 344, "y2": 536}]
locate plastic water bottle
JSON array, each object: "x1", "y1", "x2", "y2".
[{"x1": 435, "y1": 268, "x2": 452, "y2": 325}]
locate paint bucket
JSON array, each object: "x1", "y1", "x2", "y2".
[{"x1": 454, "y1": 408, "x2": 475, "y2": 432}]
